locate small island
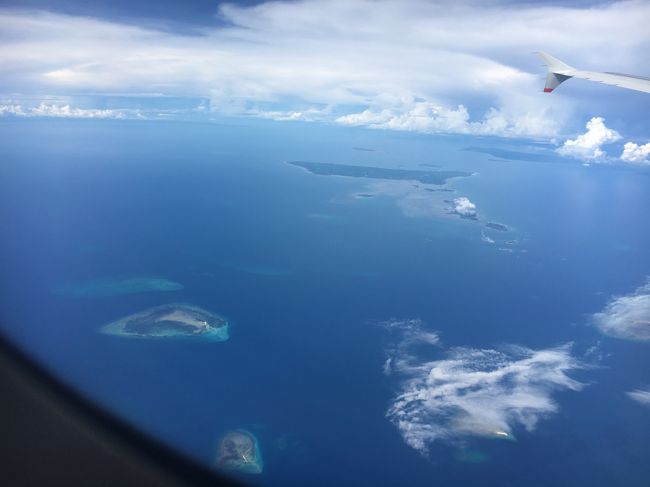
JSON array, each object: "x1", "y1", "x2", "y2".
[
  {"x1": 424, "y1": 187, "x2": 454, "y2": 192},
  {"x1": 485, "y1": 222, "x2": 509, "y2": 232},
  {"x1": 100, "y1": 303, "x2": 229, "y2": 341},
  {"x1": 53, "y1": 276, "x2": 183, "y2": 298},
  {"x1": 216, "y1": 430, "x2": 263, "y2": 474}
]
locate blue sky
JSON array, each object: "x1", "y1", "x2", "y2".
[{"x1": 0, "y1": 0, "x2": 648, "y2": 160}]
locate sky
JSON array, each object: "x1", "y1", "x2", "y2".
[{"x1": 0, "y1": 0, "x2": 649, "y2": 161}]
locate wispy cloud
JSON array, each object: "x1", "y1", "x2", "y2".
[
  {"x1": 592, "y1": 279, "x2": 650, "y2": 341},
  {"x1": 383, "y1": 319, "x2": 585, "y2": 453},
  {"x1": 381, "y1": 318, "x2": 441, "y2": 375},
  {"x1": 627, "y1": 387, "x2": 650, "y2": 407},
  {"x1": 556, "y1": 117, "x2": 621, "y2": 160},
  {"x1": 1, "y1": 1, "x2": 649, "y2": 138}
]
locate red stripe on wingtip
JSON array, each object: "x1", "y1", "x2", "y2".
[{"x1": 543, "y1": 88, "x2": 553, "y2": 93}]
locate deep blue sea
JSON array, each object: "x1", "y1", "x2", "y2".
[{"x1": 0, "y1": 118, "x2": 649, "y2": 486}]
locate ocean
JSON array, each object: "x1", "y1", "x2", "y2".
[{"x1": 0, "y1": 118, "x2": 649, "y2": 486}]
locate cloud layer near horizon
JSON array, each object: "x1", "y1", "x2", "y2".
[
  {"x1": 0, "y1": 103, "x2": 130, "y2": 119},
  {"x1": 383, "y1": 319, "x2": 585, "y2": 453},
  {"x1": 1, "y1": 1, "x2": 649, "y2": 138}
]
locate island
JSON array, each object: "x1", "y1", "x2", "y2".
[
  {"x1": 216, "y1": 430, "x2": 263, "y2": 474},
  {"x1": 424, "y1": 187, "x2": 454, "y2": 192},
  {"x1": 100, "y1": 303, "x2": 229, "y2": 341},
  {"x1": 53, "y1": 276, "x2": 183, "y2": 297},
  {"x1": 288, "y1": 160, "x2": 471, "y2": 185},
  {"x1": 485, "y1": 222, "x2": 509, "y2": 232}
]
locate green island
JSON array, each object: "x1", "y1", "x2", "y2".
[
  {"x1": 100, "y1": 303, "x2": 229, "y2": 340},
  {"x1": 216, "y1": 430, "x2": 263, "y2": 474},
  {"x1": 288, "y1": 160, "x2": 471, "y2": 185}
]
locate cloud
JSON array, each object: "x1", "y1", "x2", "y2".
[
  {"x1": 384, "y1": 320, "x2": 585, "y2": 453},
  {"x1": 592, "y1": 279, "x2": 650, "y2": 341},
  {"x1": 352, "y1": 183, "x2": 482, "y2": 224},
  {"x1": 0, "y1": 103, "x2": 128, "y2": 119},
  {"x1": 627, "y1": 387, "x2": 650, "y2": 407},
  {"x1": 1, "y1": 1, "x2": 649, "y2": 138},
  {"x1": 556, "y1": 117, "x2": 621, "y2": 160},
  {"x1": 481, "y1": 232, "x2": 495, "y2": 244},
  {"x1": 253, "y1": 106, "x2": 332, "y2": 122},
  {"x1": 452, "y1": 197, "x2": 477, "y2": 219},
  {"x1": 620, "y1": 142, "x2": 650, "y2": 164},
  {"x1": 336, "y1": 98, "x2": 565, "y2": 138}
]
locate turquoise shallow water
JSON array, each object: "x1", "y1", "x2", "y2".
[{"x1": 0, "y1": 118, "x2": 649, "y2": 486}]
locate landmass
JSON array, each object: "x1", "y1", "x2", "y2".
[
  {"x1": 352, "y1": 147, "x2": 376, "y2": 152},
  {"x1": 424, "y1": 187, "x2": 454, "y2": 192},
  {"x1": 485, "y1": 222, "x2": 509, "y2": 232},
  {"x1": 463, "y1": 146, "x2": 559, "y2": 163},
  {"x1": 355, "y1": 193, "x2": 375, "y2": 198},
  {"x1": 100, "y1": 303, "x2": 229, "y2": 340},
  {"x1": 288, "y1": 160, "x2": 471, "y2": 185},
  {"x1": 216, "y1": 430, "x2": 263, "y2": 474},
  {"x1": 53, "y1": 276, "x2": 183, "y2": 297}
]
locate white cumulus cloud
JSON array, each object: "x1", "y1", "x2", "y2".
[
  {"x1": 620, "y1": 142, "x2": 650, "y2": 164},
  {"x1": 592, "y1": 279, "x2": 650, "y2": 341},
  {"x1": 384, "y1": 320, "x2": 585, "y2": 453},
  {"x1": 452, "y1": 197, "x2": 477, "y2": 219},
  {"x1": 627, "y1": 387, "x2": 650, "y2": 407},
  {"x1": 336, "y1": 98, "x2": 564, "y2": 138},
  {"x1": 557, "y1": 117, "x2": 621, "y2": 160},
  {"x1": 0, "y1": 103, "x2": 127, "y2": 119}
]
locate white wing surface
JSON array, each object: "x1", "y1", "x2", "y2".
[{"x1": 536, "y1": 52, "x2": 650, "y2": 94}]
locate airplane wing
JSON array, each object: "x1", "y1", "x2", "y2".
[{"x1": 536, "y1": 51, "x2": 650, "y2": 94}]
